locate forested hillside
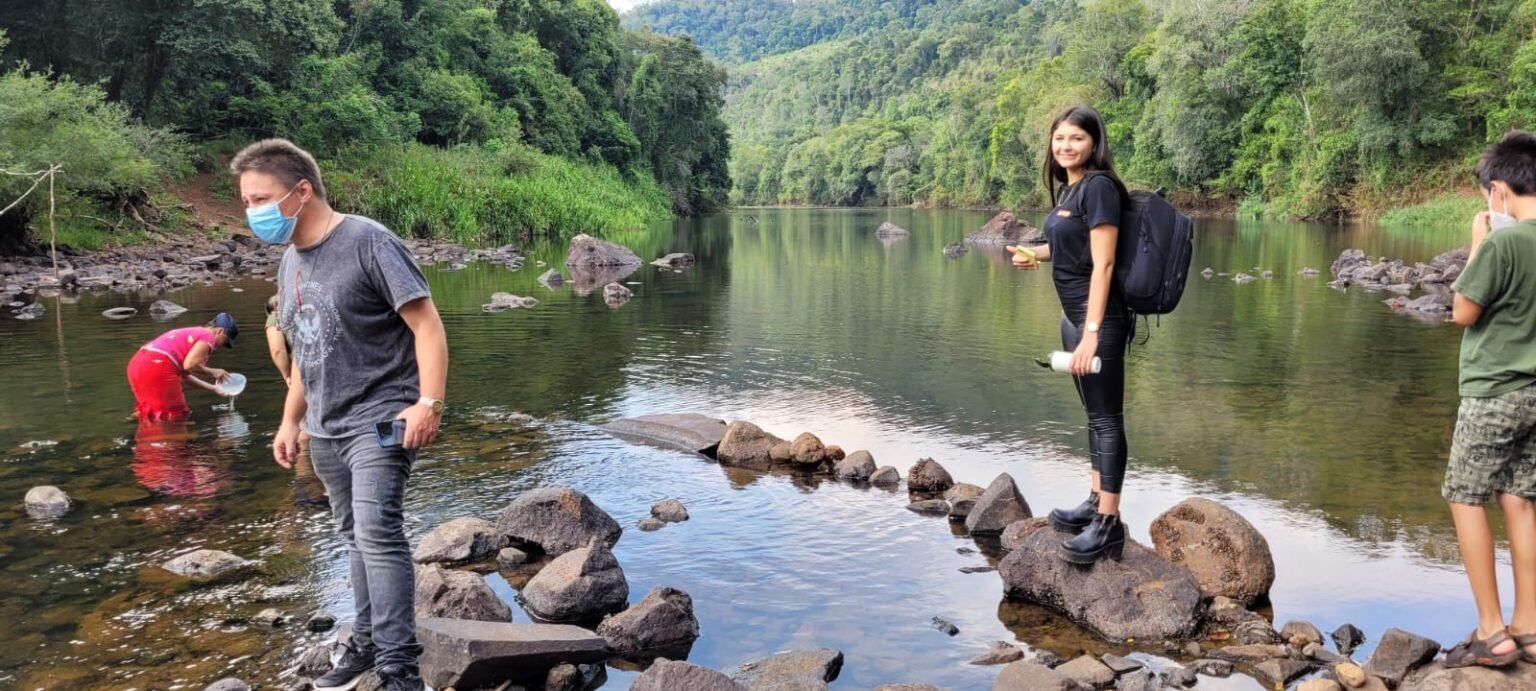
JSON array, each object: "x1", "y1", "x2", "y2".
[
  {"x1": 0, "y1": 0, "x2": 730, "y2": 250},
  {"x1": 630, "y1": 0, "x2": 1536, "y2": 219}
]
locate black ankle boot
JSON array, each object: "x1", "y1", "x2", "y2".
[
  {"x1": 1060, "y1": 512, "x2": 1126, "y2": 564},
  {"x1": 1048, "y1": 492, "x2": 1100, "y2": 534}
]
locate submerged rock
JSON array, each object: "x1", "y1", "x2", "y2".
[
  {"x1": 414, "y1": 564, "x2": 513, "y2": 622},
  {"x1": 566, "y1": 234, "x2": 642, "y2": 268},
  {"x1": 494, "y1": 486, "x2": 621, "y2": 556},
  {"x1": 651, "y1": 499, "x2": 689, "y2": 523},
  {"x1": 24, "y1": 485, "x2": 72, "y2": 519},
  {"x1": 603, "y1": 413, "x2": 729, "y2": 455},
  {"x1": 834, "y1": 450, "x2": 876, "y2": 481},
  {"x1": 875, "y1": 221, "x2": 911, "y2": 237},
  {"x1": 101, "y1": 306, "x2": 137, "y2": 320},
  {"x1": 1149, "y1": 497, "x2": 1274, "y2": 606},
  {"x1": 651, "y1": 252, "x2": 697, "y2": 268},
  {"x1": 870, "y1": 465, "x2": 901, "y2": 486},
  {"x1": 966, "y1": 212, "x2": 1043, "y2": 245},
  {"x1": 596, "y1": 586, "x2": 700, "y2": 656},
  {"x1": 203, "y1": 679, "x2": 251, "y2": 691},
  {"x1": 907, "y1": 458, "x2": 954, "y2": 492},
  {"x1": 715, "y1": 421, "x2": 786, "y2": 470},
  {"x1": 965, "y1": 473, "x2": 1032, "y2": 535},
  {"x1": 497, "y1": 547, "x2": 530, "y2": 568},
  {"x1": 637, "y1": 518, "x2": 666, "y2": 532},
  {"x1": 482, "y1": 292, "x2": 538, "y2": 312},
  {"x1": 969, "y1": 641, "x2": 1024, "y2": 666},
  {"x1": 730, "y1": 648, "x2": 844, "y2": 689},
  {"x1": 943, "y1": 242, "x2": 968, "y2": 258},
  {"x1": 416, "y1": 617, "x2": 608, "y2": 690},
  {"x1": 521, "y1": 539, "x2": 629, "y2": 623},
  {"x1": 603, "y1": 282, "x2": 632, "y2": 306},
  {"x1": 998, "y1": 518, "x2": 1202, "y2": 642},
  {"x1": 538, "y1": 269, "x2": 565, "y2": 288},
  {"x1": 12, "y1": 302, "x2": 44, "y2": 319},
  {"x1": 161, "y1": 549, "x2": 256, "y2": 582},
  {"x1": 148, "y1": 299, "x2": 187, "y2": 318},
  {"x1": 632, "y1": 659, "x2": 744, "y2": 691},
  {"x1": 413, "y1": 517, "x2": 505, "y2": 565}
]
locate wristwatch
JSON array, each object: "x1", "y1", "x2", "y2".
[
  {"x1": 1085, "y1": 321, "x2": 1100, "y2": 334},
  {"x1": 418, "y1": 396, "x2": 446, "y2": 415}
]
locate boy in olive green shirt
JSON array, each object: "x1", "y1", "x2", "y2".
[{"x1": 1441, "y1": 131, "x2": 1536, "y2": 668}]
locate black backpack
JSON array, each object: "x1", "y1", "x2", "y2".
[{"x1": 1079, "y1": 174, "x2": 1194, "y2": 315}]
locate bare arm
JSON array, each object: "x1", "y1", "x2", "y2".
[
  {"x1": 1069, "y1": 224, "x2": 1119, "y2": 375},
  {"x1": 266, "y1": 327, "x2": 292, "y2": 384},
  {"x1": 395, "y1": 296, "x2": 448, "y2": 449},
  {"x1": 182, "y1": 341, "x2": 227, "y2": 382},
  {"x1": 1454, "y1": 212, "x2": 1491, "y2": 329}
]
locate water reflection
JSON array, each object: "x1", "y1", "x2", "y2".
[{"x1": 131, "y1": 418, "x2": 225, "y2": 498}]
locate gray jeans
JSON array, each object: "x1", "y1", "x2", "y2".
[{"x1": 311, "y1": 433, "x2": 421, "y2": 668}]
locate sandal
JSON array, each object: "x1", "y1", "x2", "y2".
[
  {"x1": 1512, "y1": 631, "x2": 1536, "y2": 664},
  {"x1": 1444, "y1": 628, "x2": 1522, "y2": 669}
]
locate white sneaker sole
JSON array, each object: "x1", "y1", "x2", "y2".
[{"x1": 312, "y1": 676, "x2": 365, "y2": 691}]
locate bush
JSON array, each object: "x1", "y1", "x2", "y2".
[{"x1": 0, "y1": 52, "x2": 192, "y2": 250}]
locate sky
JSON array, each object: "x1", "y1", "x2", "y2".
[{"x1": 606, "y1": 0, "x2": 643, "y2": 12}]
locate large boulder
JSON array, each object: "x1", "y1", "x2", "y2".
[
  {"x1": 160, "y1": 549, "x2": 256, "y2": 582},
  {"x1": 1148, "y1": 498, "x2": 1274, "y2": 606},
  {"x1": 834, "y1": 451, "x2": 876, "y2": 481},
  {"x1": 908, "y1": 458, "x2": 954, "y2": 493},
  {"x1": 417, "y1": 617, "x2": 608, "y2": 690},
  {"x1": 632, "y1": 660, "x2": 745, "y2": 691},
  {"x1": 965, "y1": 473, "x2": 1033, "y2": 535},
  {"x1": 596, "y1": 586, "x2": 700, "y2": 656},
  {"x1": 729, "y1": 648, "x2": 844, "y2": 689},
  {"x1": 999, "y1": 518, "x2": 1203, "y2": 643},
  {"x1": 1364, "y1": 628, "x2": 1441, "y2": 687},
  {"x1": 966, "y1": 212, "x2": 1044, "y2": 245},
  {"x1": 565, "y1": 233, "x2": 641, "y2": 268},
  {"x1": 415, "y1": 564, "x2": 513, "y2": 622},
  {"x1": 603, "y1": 413, "x2": 729, "y2": 455},
  {"x1": 413, "y1": 517, "x2": 505, "y2": 565},
  {"x1": 24, "y1": 485, "x2": 72, "y2": 519},
  {"x1": 716, "y1": 421, "x2": 786, "y2": 470},
  {"x1": 494, "y1": 487, "x2": 621, "y2": 556},
  {"x1": 521, "y1": 539, "x2": 629, "y2": 623}
]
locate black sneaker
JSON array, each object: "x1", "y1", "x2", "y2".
[
  {"x1": 311, "y1": 644, "x2": 375, "y2": 691},
  {"x1": 375, "y1": 663, "x2": 427, "y2": 691}
]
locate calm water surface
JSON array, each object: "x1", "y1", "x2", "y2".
[{"x1": 0, "y1": 209, "x2": 1491, "y2": 689}]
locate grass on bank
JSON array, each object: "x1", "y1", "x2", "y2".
[
  {"x1": 1377, "y1": 194, "x2": 1482, "y2": 232},
  {"x1": 327, "y1": 143, "x2": 673, "y2": 244}
]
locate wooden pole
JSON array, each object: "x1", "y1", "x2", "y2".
[{"x1": 48, "y1": 166, "x2": 58, "y2": 283}]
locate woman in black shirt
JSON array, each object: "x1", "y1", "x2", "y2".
[{"x1": 1030, "y1": 105, "x2": 1133, "y2": 564}]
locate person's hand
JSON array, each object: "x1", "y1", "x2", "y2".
[
  {"x1": 1070, "y1": 332, "x2": 1099, "y2": 376},
  {"x1": 1472, "y1": 211, "x2": 1491, "y2": 247},
  {"x1": 208, "y1": 368, "x2": 230, "y2": 383},
  {"x1": 273, "y1": 422, "x2": 301, "y2": 469},
  {"x1": 396, "y1": 403, "x2": 441, "y2": 450}
]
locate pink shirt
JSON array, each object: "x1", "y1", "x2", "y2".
[{"x1": 144, "y1": 327, "x2": 216, "y2": 369}]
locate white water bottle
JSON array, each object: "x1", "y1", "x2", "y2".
[{"x1": 1049, "y1": 351, "x2": 1102, "y2": 374}]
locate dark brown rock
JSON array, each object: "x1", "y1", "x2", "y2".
[
  {"x1": 416, "y1": 617, "x2": 608, "y2": 690},
  {"x1": 521, "y1": 539, "x2": 629, "y2": 623},
  {"x1": 716, "y1": 421, "x2": 785, "y2": 470},
  {"x1": 1364, "y1": 628, "x2": 1441, "y2": 687},
  {"x1": 908, "y1": 458, "x2": 954, "y2": 492},
  {"x1": 789, "y1": 432, "x2": 827, "y2": 466},
  {"x1": 965, "y1": 473, "x2": 1032, "y2": 535},
  {"x1": 414, "y1": 564, "x2": 513, "y2": 622},
  {"x1": 596, "y1": 587, "x2": 700, "y2": 656},
  {"x1": 999, "y1": 519, "x2": 1202, "y2": 642},
  {"x1": 494, "y1": 486, "x2": 621, "y2": 556},
  {"x1": 966, "y1": 212, "x2": 1044, "y2": 245}
]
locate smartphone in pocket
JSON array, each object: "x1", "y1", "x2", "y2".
[{"x1": 375, "y1": 419, "x2": 407, "y2": 448}]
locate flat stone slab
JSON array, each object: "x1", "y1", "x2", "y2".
[
  {"x1": 417, "y1": 617, "x2": 608, "y2": 689},
  {"x1": 602, "y1": 413, "x2": 729, "y2": 455}
]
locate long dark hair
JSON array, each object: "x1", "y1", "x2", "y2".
[{"x1": 1042, "y1": 105, "x2": 1129, "y2": 206}]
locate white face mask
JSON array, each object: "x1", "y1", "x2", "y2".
[{"x1": 1490, "y1": 187, "x2": 1518, "y2": 232}]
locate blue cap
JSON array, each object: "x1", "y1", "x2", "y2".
[{"x1": 213, "y1": 312, "x2": 238, "y2": 348}]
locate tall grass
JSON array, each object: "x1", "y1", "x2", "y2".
[
  {"x1": 1377, "y1": 194, "x2": 1481, "y2": 233},
  {"x1": 327, "y1": 143, "x2": 672, "y2": 244}
]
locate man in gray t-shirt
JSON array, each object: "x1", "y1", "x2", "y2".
[{"x1": 233, "y1": 139, "x2": 447, "y2": 691}]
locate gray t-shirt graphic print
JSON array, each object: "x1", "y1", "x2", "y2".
[{"x1": 277, "y1": 215, "x2": 431, "y2": 438}]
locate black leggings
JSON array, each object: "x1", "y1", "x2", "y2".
[{"x1": 1059, "y1": 308, "x2": 1132, "y2": 494}]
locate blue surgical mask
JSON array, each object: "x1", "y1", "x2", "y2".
[
  {"x1": 1490, "y1": 188, "x2": 1518, "y2": 233},
  {"x1": 246, "y1": 186, "x2": 304, "y2": 244}
]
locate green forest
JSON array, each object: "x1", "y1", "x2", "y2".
[
  {"x1": 628, "y1": 0, "x2": 1536, "y2": 220},
  {"x1": 0, "y1": 0, "x2": 730, "y2": 251}
]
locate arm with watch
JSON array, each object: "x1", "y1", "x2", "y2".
[
  {"x1": 396, "y1": 296, "x2": 449, "y2": 450},
  {"x1": 1072, "y1": 222, "x2": 1120, "y2": 376}
]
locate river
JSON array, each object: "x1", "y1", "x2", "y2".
[{"x1": 0, "y1": 208, "x2": 1489, "y2": 689}]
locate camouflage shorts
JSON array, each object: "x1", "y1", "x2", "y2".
[{"x1": 1443, "y1": 383, "x2": 1536, "y2": 505}]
